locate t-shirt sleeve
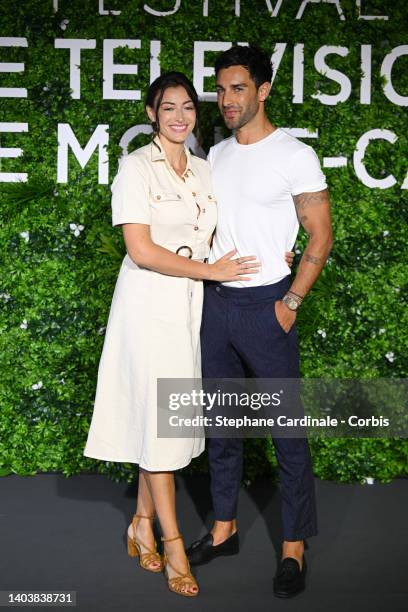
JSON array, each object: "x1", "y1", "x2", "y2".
[
  {"x1": 111, "y1": 156, "x2": 151, "y2": 227},
  {"x1": 288, "y1": 146, "x2": 327, "y2": 196}
]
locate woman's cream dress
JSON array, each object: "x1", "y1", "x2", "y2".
[{"x1": 83, "y1": 136, "x2": 217, "y2": 470}]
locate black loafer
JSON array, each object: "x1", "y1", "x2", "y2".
[
  {"x1": 273, "y1": 556, "x2": 306, "y2": 598},
  {"x1": 186, "y1": 531, "x2": 239, "y2": 566}
]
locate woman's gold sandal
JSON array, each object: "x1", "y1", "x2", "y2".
[
  {"x1": 161, "y1": 534, "x2": 199, "y2": 597},
  {"x1": 127, "y1": 513, "x2": 163, "y2": 572}
]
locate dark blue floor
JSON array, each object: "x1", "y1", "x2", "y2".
[{"x1": 1, "y1": 473, "x2": 407, "y2": 612}]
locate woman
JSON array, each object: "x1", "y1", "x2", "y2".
[{"x1": 83, "y1": 72, "x2": 292, "y2": 597}]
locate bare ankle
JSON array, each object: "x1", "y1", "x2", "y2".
[
  {"x1": 163, "y1": 540, "x2": 188, "y2": 566},
  {"x1": 282, "y1": 540, "x2": 304, "y2": 558},
  {"x1": 213, "y1": 520, "x2": 237, "y2": 532},
  {"x1": 211, "y1": 520, "x2": 237, "y2": 545}
]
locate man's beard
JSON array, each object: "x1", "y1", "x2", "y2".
[{"x1": 224, "y1": 99, "x2": 259, "y2": 130}]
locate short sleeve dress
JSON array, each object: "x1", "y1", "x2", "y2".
[{"x1": 83, "y1": 136, "x2": 217, "y2": 471}]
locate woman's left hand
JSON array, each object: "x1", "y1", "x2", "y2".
[{"x1": 285, "y1": 251, "x2": 295, "y2": 267}]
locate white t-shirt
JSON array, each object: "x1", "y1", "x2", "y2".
[{"x1": 207, "y1": 128, "x2": 327, "y2": 287}]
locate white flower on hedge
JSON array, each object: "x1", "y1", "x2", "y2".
[
  {"x1": 383, "y1": 230, "x2": 389, "y2": 237},
  {"x1": 20, "y1": 231, "x2": 30, "y2": 242},
  {"x1": 295, "y1": 248, "x2": 301, "y2": 255},
  {"x1": 59, "y1": 378, "x2": 65, "y2": 384},
  {"x1": 31, "y1": 381, "x2": 43, "y2": 390},
  {"x1": 363, "y1": 476, "x2": 375, "y2": 485},
  {"x1": 0, "y1": 292, "x2": 11, "y2": 301},
  {"x1": 60, "y1": 18, "x2": 69, "y2": 30},
  {"x1": 317, "y1": 329, "x2": 326, "y2": 338},
  {"x1": 379, "y1": 328, "x2": 386, "y2": 334},
  {"x1": 97, "y1": 326, "x2": 106, "y2": 335},
  {"x1": 20, "y1": 319, "x2": 28, "y2": 329},
  {"x1": 385, "y1": 351, "x2": 395, "y2": 362},
  {"x1": 69, "y1": 223, "x2": 84, "y2": 237}
]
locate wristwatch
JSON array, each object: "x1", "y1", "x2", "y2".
[{"x1": 282, "y1": 293, "x2": 302, "y2": 311}]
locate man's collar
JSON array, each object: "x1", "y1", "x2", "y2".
[{"x1": 151, "y1": 134, "x2": 196, "y2": 176}]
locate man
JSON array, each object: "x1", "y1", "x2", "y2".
[{"x1": 186, "y1": 45, "x2": 333, "y2": 598}]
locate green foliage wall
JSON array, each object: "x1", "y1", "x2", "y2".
[{"x1": 0, "y1": 0, "x2": 407, "y2": 483}]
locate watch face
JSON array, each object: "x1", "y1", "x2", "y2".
[{"x1": 284, "y1": 296, "x2": 298, "y2": 310}]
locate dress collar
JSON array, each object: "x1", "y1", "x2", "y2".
[{"x1": 151, "y1": 134, "x2": 196, "y2": 177}]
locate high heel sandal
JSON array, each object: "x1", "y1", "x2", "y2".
[
  {"x1": 161, "y1": 534, "x2": 199, "y2": 597},
  {"x1": 127, "y1": 513, "x2": 163, "y2": 572}
]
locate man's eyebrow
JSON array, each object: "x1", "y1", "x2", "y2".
[{"x1": 216, "y1": 82, "x2": 248, "y2": 88}]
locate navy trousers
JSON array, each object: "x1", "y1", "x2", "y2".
[{"x1": 200, "y1": 275, "x2": 318, "y2": 541}]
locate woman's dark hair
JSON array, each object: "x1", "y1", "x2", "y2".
[
  {"x1": 214, "y1": 45, "x2": 273, "y2": 89},
  {"x1": 145, "y1": 71, "x2": 199, "y2": 135}
]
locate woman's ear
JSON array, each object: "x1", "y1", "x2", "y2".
[{"x1": 146, "y1": 105, "x2": 156, "y2": 123}]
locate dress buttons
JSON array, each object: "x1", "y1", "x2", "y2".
[
  {"x1": 208, "y1": 195, "x2": 213, "y2": 199},
  {"x1": 177, "y1": 194, "x2": 181, "y2": 199},
  {"x1": 192, "y1": 191, "x2": 196, "y2": 196},
  {"x1": 202, "y1": 208, "x2": 206, "y2": 213},
  {"x1": 193, "y1": 226, "x2": 199, "y2": 231},
  {"x1": 215, "y1": 286, "x2": 221, "y2": 292},
  {"x1": 156, "y1": 195, "x2": 161, "y2": 200}
]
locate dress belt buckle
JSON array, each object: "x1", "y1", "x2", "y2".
[{"x1": 176, "y1": 245, "x2": 193, "y2": 259}]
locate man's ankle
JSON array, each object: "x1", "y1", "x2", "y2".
[
  {"x1": 211, "y1": 520, "x2": 237, "y2": 544},
  {"x1": 282, "y1": 540, "x2": 304, "y2": 565},
  {"x1": 282, "y1": 539, "x2": 304, "y2": 550}
]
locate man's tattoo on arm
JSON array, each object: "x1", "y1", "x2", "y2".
[
  {"x1": 293, "y1": 189, "x2": 329, "y2": 212},
  {"x1": 304, "y1": 253, "x2": 323, "y2": 265},
  {"x1": 293, "y1": 189, "x2": 329, "y2": 237}
]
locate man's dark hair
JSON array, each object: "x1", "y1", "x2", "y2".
[
  {"x1": 145, "y1": 71, "x2": 199, "y2": 135},
  {"x1": 214, "y1": 45, "x2": 273, "y2": 88}
]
